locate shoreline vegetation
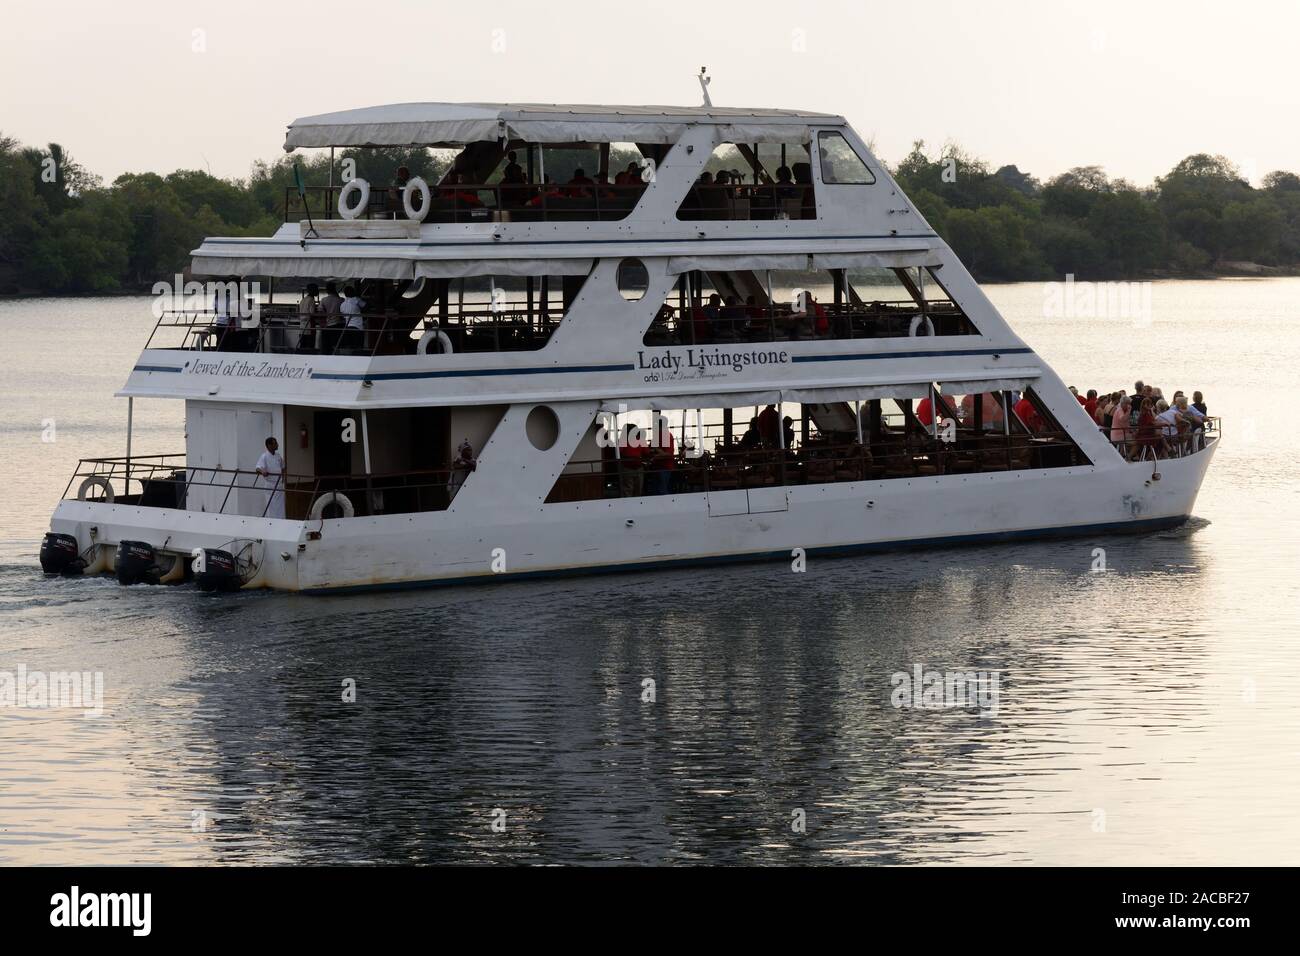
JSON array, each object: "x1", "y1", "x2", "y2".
[{"x1": 2, "y1": 133, "x2": 1299, "y2": 296}]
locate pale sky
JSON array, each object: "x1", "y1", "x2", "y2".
[{"x1": 3, "y1": 0, "x2": 1296, "y2": 187}]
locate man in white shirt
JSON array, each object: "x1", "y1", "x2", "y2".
[
  {"x1": 254, "y1": 436, "x2": 286, "y2": 519},
  {"x1": 340, "y1": 284, "x2": 365, "y2": 352}
]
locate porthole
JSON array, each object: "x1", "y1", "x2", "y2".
[
  {"x1": 526, "y1": 405, "x2": 560, "y2": 451},
  {"x1": 617, "y1": 258, "x2": 649, "y2": 301}
]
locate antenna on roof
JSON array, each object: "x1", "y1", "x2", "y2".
[{"x1": 698, "y1": 67, "x2": 712, "y2": 108}]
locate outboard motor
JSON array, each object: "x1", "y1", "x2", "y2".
[
  {"x1": 193, "y1": 548, "x2": 241, "y2": 593},
  {"x1": 40, "y1": 532, "x2": 85, "y2": 576},
  {"x1": 115, "y1": 540, "x2": 161, "y2": 586}
]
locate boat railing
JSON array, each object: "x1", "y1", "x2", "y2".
[
  {"x1": 284, "y1": 182, "x2": 649, "y2": 225},
  {"x1": 546, "y1": 432, "x2": 1088, "y2": 502},
  {"x1": 1104, "y1": 416, "x2": 1220, "y2": 462},
  {"x1": 62, "y1": 455, "x2": 459, "y2": 519},
  {"x1": 144, "y1": 306, "x2": 567, "y2": 356}
]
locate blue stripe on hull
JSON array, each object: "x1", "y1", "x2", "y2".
[{"x1": 300, "y1": 514, "x2": 1191, "y2": 595}]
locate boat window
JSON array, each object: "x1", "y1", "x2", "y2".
[
  {"x1": 617, "y1": 259, "x2": 649, "y2": 301},
  {"x1": 817, "y1": 131, "x2": 875, "y2": 185},
  {"x1": 545, "y1": 389, "x2": 1089, "y2": 504},
  {"x1": 642, "y1": 265, "x2": 979, "y2": 346},
  {"x1": 284, "y1": 141, "x2": 654, "y2": 225},
  {"x1": 146, "y1": 270, "x2": 592, "y2": 355},
  {"x1": 526, "y1": 405, "x2": 561, "y2": 451},
  {"x1": 676, "y1": 141, "x2": 815, "y2": 221}
]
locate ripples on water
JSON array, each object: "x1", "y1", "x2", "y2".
[{"x1": 1, "y1": 282, "x2": 1299, "y2": 865}]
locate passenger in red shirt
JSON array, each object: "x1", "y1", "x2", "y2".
[{"x1": 1013, "y1": 395, "x2": 1043, "y2": 432}]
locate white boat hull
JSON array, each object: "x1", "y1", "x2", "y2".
[{"x1": 49, "y1": 441, "x2": 1215, "y2": 593}]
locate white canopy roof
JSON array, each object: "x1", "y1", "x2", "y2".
[{"x1": 284, "y1": 102, "x2": 845, "y2": 150}]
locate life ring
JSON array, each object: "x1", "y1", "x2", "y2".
[
  {"x1": 77, "y1": 476, "x2": 115, "y2": 502},
  {"x1": 909, "y1": 314, "x2": 935, "y2": 336},
  {"x1": 337, "y1": 178, "x2": 371, "y2": 220},
  {"x1": 309, "y1": 491, "x2": 354, "y2": 520},
  {"x1": 402, "y1": 177, "x2": 431, "y2": 222},
  {"x1": 417, "y1": 328, "x2": 454, "y2": 355}
]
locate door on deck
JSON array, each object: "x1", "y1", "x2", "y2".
[
  {"x1": 236, "y1": 409, "x2": 273, "y2": 516},
  {"x1": 186, "y1": 406, "x2": 237, "y2": 513}
]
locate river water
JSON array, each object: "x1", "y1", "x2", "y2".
[{"x1": 1, "y1": 279, "x2": 1298, "y2": 864}]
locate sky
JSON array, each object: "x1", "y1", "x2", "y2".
[{"x1": 3, "y1": 0, "x2": 1297, "y2": 187}]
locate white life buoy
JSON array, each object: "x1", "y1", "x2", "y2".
[
  {"x1": 909, "y1": 314, "x2": 935, "y2": 337},
  {"x1": 402, "y1": 177, "x2": 431, "y2": 222},
  {"x1": 337, "y1": 178, "x2": 371, "y2": 220},
  {"x1": 309, "y1": 491, "x2": 354, "y2": 520},
  {"x1": 417, "y1": 328, "x2": 454, "y2": 355},
  {"x1": 77, "y1": 476, "x2": 115, "y2": 502}
]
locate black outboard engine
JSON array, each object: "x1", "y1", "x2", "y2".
[
  {"x1": 115, "y1": 540, "x2": 161, "y2": 586},
  {"x1": 193, "y1": 548, "x2": 241, "y2": 593},
  {"x1": 40, "y1": 532, "x2": 85, "y2": 576}
]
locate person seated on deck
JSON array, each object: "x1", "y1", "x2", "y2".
[
  {"x1": 743, "y1": 295, "x2": 770, "y2": 337},
  {"x1": 499, "y1": 159, "x2": 531, "y2": 208},
  {"x1": 1134, "y1": 397, "x2": 1160, "y2": 459},
  {"x1": 644, "y1": 414, "x2": 675, "y2": 495},
  {"x1": 716, "y1": 295, "x2": 745, "y2": 340},
  {"x1": 782, "y1": 416, "x2": 796, "y2": 451},
  {"x1": 1154, "y1": 399, "x2": 1188, "y2": 452},
  {"x1": 441, "y1": 172, "x2": 483, "y2": 208},
  {"x1": 739, "y1": 418, "x2": 763, "y2": 451},
  {"x1": 1109, "y1": 395, "x2": 1133, "y2": 454},
  {"x1": 1176, "y1": 395, "x2": 1207, "y2": 449},
  {"x1": 448, "y1": 440, "x2": 477, "y2": 500},
  {"x1": 916, "y1": 392, "x2": 957, "y2": 428},
  {"x1": 1082, "y1": 388, "x2": 1099, "y2": 421},
  {"x1": 1192, "y1": 390, "x2": 1208, "y2": 416},
  {"x1": 774, "y1": 165, "x2": 797, "y2": 201},
  {"x1": 791, "y1": 291, "x2": 828, "y2": 338},
  {"x1": 791, "y1": 162, "x2": 815, "y2": 218},
  {"x1": 617, "y1": 423, "x2": 645, "y2": 497},
  {"x1": 503, "y1": 151, "x2": 524, "y2": 182},
  {"x1": 700, "y1": 293, "x2": 724, "y2": 338},
  {"x1": 565, "y1": 168, "x2": 595, "y2": 199},
  {"x1": 525, "y1": 176, "x2": 565, "y2": 209}
]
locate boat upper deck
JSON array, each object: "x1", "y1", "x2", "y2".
[{"x1": 194, "y1": 101, "x2": 936, "y2": 280}]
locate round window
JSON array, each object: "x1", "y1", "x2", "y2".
[
  {"x1": 617, "y1": 258, "x2": 649, "y2": 301},
  {"x1": 526, "y1": 405, "x2": 560, "y2": 451}
]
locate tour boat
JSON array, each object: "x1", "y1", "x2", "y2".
[{"x1": 39, "y1": 102, "x2": 1218, "y2": 592}]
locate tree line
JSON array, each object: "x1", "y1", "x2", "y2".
[{"x1": 2, "y1": 132, "x2": 1298, "y2": 294}]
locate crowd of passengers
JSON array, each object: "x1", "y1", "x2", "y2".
[
  {"x1": 1071, "y1": 381, "x2": 1211, "y2": 460},
  {"x1": 679, "y1": 163, "x2": 815, "y2": 220},
  {"x1": 366, "y1": 155, "x2": 810, "y2": 220},
  {"x1": 645, "y1": 291, "x2": 923, "y2": 343},
  {"x1": 605, "y1": 395, "x2": 1070, "y2": 497},
  {"x1": 380, "y1": 154, "x2": 654, "y2": 217}
]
